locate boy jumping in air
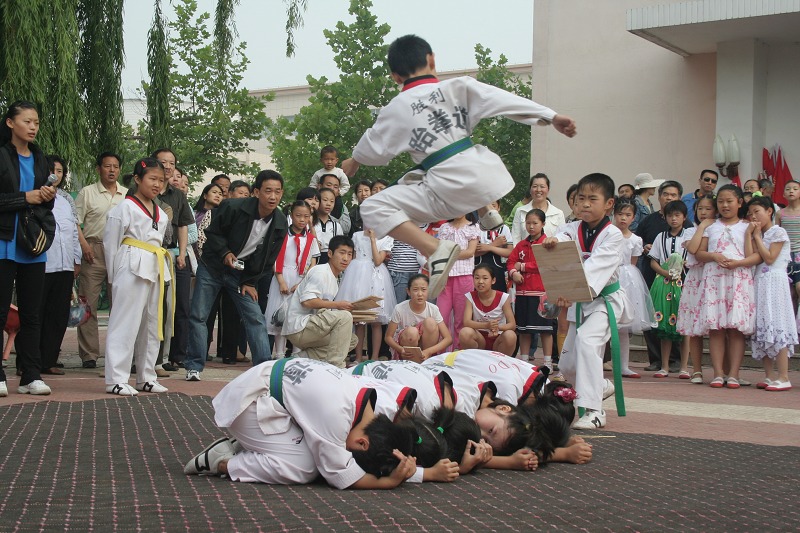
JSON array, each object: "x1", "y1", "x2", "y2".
[{"x1": 342, "y1": 34, "x2": 576, "y2": 298}]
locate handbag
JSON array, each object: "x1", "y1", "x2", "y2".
[
  {"x1": 17, "y1": 204, "x2": 56, "y2": 256},
  {"x1": 270, "y1": 298, "x2": 289, "y2": 328},
  {"x1": 68, "y1": 288, "x2": 91, "y2": 328}
]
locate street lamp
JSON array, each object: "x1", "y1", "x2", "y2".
[{"x1": 713, "y1": 134, "x2": 740, "y2": 178}]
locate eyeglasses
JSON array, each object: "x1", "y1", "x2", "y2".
[{"x1": 702, "y1": 177, "x2": 718, "y2": 184}]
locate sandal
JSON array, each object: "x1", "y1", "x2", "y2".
[
  {"x1": 726, "y1": 377, "x2": 741, "y2": 389},
  {"x1": 678, "y1": 371, "x2": 691, "y2": 379},
  {"x1": 709, "y1": 377, "x2": 725, "y2": 388},
  {"x1": 653, "y1": 370, "x2": 669, "y2": 378},
  {"x1": 690, "y1": 372, "x2": 703, "y2": 384}
]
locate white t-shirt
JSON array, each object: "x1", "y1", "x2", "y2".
[
  {"x1": 390, "y1": 300, "x2": 444, "y2": 329},
  {"x1": 282, "y1": 264, "x2": 340, "y2": 335},
  {"x1": 648, "y1": 229, "x2": 688, "y2": 263}
]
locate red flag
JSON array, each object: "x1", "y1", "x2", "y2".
[
  {"x1": 783, "y1": 150, "x2": 794, "y2": 184},
  {"x1": 763, "y1": 147, "x2": 775, "y2": 178}
]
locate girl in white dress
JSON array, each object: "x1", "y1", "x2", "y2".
[
  {"x1": 745, "y1": 195, "x2": 796, "y2": 391},
  {"x1": 696, "y1": 185, "x2": 760, "y2": 389},
  {"x1": 337, "y1": 228, "x2": 396, "y2": 361},
  {"x1": 613, "y1": 199, "x2": 656, "y2": 378},
  {"x1": 677, "y1": 195, "x2": 717, "y2": 384},
  {"x1": 265, "y1": 201, "x2": 319, "y2": 357}
]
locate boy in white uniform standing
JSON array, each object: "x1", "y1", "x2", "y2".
[
  {"x1": 543, "y1": 174, "x2": 632, "y2": 430},
  {"x1": 342, "y1": 34, "x2": 577, "y2": 298}
]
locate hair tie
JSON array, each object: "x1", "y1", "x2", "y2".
[
  {"x1": 436, "y1": 426, "x2": 444, "y2": 434},
  {"x1": 416, "y1": 436, "x2": 422, "y2": 444},
  {"x1": 141, "y1": 161, "x2": 147, "y2": 168},
  {"x1": 752, "y1": 191, "x2": 763, "y2": 197},
  {"x1": 553, "y1": 387, "x2": 579, "y2": 403}
]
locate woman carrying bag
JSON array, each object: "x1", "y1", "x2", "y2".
[{"x1": 0, "y1": 101, "x2": 57, "y2": 396}]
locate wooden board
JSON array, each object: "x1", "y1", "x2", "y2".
[
  {"x1": 531, "y1": 241, "x2": 593, "y2": 303},
  {"x1": 351, "y1": 296, "x2": 383, "y2": 310},
  {"x1": 401, "y1": 346, "x2": 423, "y2": 359}
]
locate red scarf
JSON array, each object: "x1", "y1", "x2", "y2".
[{"x1": 275, "y1": 229, "x2": 314, "y2": 275}]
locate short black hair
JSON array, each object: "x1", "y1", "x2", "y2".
[
  {"x1": 371, "y1": 179, "x2": 390, "y2": 189},
  {"x1": 747, "y1": 194, "x2": 775, "y2": 215},
  {"x1": 472, "y1": 263, "x2": 495, "y2": 279},
  {"x1": 319, "y1": 173, "x2": 341, "y2": 185},
  {"x1": 229, "y1": 179, "x2": 249, "y2": 192},
  {"x1": 318, "y1": 187, "x2": 336, "y2": 199},
  {"x1": 350, "y1": 414, "x2": 416, "y2": 478},
  {"x1": 659, "y1": 180, "x2": 683, "y2": 197},
  {"x1": 617, "y1": 183, "x2": 635, "y2": 194},
  {"x1": 387, "y1": 34, "x2": 432, "y2": 78},
  {"x1": 328, "y1": 235, "x2": 354, "y2": 254},
  {"x1": 407, "y1": 273, "x2": 429, "y2": 289},
  {"x1": 577, "y1": 173, "x2": 615, "y2": 201},
  {"x1": 700, "y1": 169, "x2": 719, "y2": 179},
  {"x1": 526, "y1": 208, "x2": 546, "y2": 223},
  {"x1": 320, "y1": 145, "x2": 338, "y2": 157},
  {"x1": 96, "y1": 152, "x2": 121, "y2": 167},
  {"x1": 355, "y1": 180, "x2": 372, "y2": 191},
  {"x1": 211, "y1": 173, "x2": 231, "y2": 184},
  {"x1": 253, "y1": 169, "x2": 284, "y2": 190},
  {"x1": 296, "y1": 187, "x2": 320, "y2": 203},
  {"x1": 150, "y1": 147, "x2": 176, "y2": 161},
  {"x1": 663, "y1": 200, "x2": 688, "y2": 217},
  {"x1": 759, "y1": 178, "x2": 773, "y2": 190}
]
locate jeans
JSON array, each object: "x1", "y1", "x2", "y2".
[
  {"x1": 389, "y1": 269, "x2": 416, "y2": 304},
  {"x1": 167, "y1": 262, "x2": 192, "y2": 364},
  {"x1": 185, "y1": 263, "x2": 271, "y2": 372}
]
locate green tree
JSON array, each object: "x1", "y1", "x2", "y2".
[
  {"x1": 78, "y1": 0, "x2": 125, "y2": 161},
  {"x1": 168, "y1": 0, "x2": 271, "y2": 181},
  {"x1": 145, "y1": 0, "x2": 171, "y2": 152},
  {"x1": 265, "y1": 0, "x2": 409, "y2": 200},
  {"x1": 471, "y1": 44, "x2": 533, "y2": 214}
]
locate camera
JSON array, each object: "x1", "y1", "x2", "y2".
[{"x1": 232, "y1": 259, "x2": 245, "y2": 271}]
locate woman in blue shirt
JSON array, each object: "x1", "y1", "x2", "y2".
[{"x1": 0, "y1": 101, "x2": 57, "y2": 396}]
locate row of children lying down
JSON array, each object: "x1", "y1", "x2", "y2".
[{"x1": 184, "y1": 349, "x2": 598, "y2": 489}]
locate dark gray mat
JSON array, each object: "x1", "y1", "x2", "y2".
[{"x1": 0, "y1": 394, "x2": 797, "y2": 532}]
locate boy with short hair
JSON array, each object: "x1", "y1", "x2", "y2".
[
  {"x1": 309, "y1": 145, "x2": 350, "y2": 195},
  {"x1": 543, "y1": 173, "x2": 632, "y2": 430},
  {"x1": 314, "y1": 187, "x2": 344, "y2": 265},
  {"x1": 282, "y1": 235, "x2": 357, "y2": 367},
  {"x1": 342, "y1": 34, "x2": 576, "y2": 299}
]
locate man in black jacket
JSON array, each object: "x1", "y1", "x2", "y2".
[{"x1": 183, "y1": 170, "x2": 288, "y2": 381}]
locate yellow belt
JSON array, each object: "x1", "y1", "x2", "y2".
[{"x1": 121, "y1": 237, "x2": 175, "y2": 341}]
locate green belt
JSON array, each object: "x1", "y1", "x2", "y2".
[
  {"x1": 351, "y1": 360, "x2": 377, "y2": 376},
  {"x1": 269, "y1": 357, "x2": 294, "y2": 409},
  {"x1": 389, "y1": 137, "x2": 475, "y2": 187},
  {"x1": 575, "y1": 281, "x2": 626, "y2": 417}
]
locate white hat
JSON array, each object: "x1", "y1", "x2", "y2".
[{"x1": 634, "y1": 173, "x2": 664, "y2": 190}]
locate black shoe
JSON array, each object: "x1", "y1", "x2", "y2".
[
  {"x1": 222, "y1": 359, "x2": 237, "y2": 365},
  {"x1": 82, "y1": 360, "x2": 97, "y2": 369},
  {"x1": 644, "y1": 363, "x2": 659, "y2": 372},
  {"x1": 206, "y1": 355, "x2": 214, "y2": 362},
  {"x1": 131, "y1": 364, "x2": 136, "y2": 374},
  {"x1": 162, "y1": 362, "x2": 179, "y2": 372},
  {"x1": 55, "y1": 362, "x2": 65, "y2": 368}
]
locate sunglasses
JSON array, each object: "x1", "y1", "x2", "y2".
[{"x1": 702, "y1": 177, "x2": 718, "y2": 184}]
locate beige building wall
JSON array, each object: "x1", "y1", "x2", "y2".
[{"x1": 532, "y1": 0, "x2": 717, "y2": 213}]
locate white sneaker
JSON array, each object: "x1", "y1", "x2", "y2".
[
  {"x1": 184, "y1": 438, "x2": 235, "y2": 475},
  {"x1": 765, "y1": 380, "x2": 792, "y2": 391},
  {"x1": 572, "y1": 409, "x2": 606, "y2": 430},
  {"x1": 427, "y1": 240, "x2": 460, "y2": 299},
  {"x1": 18, "y1": 380, "x2": 51, "y2": 395},
  {"x1": 185, "y1": 370, "x2": 201, "y2": 381},
  {"x1": 478, "y1": 209, "x2": 503, "y2": 230},
  {"x1": 136, "y1": 381, "x2": 169, "y2": 393},
  {"x1": 106, "y1": 383, "x2": 139, "y2": 396},
  {"x1": 0, "y1": 381, "x2": 7, "y2": 397},
  {"x1": 602, "y1": 378, "x2": 615, "y2": 400}
]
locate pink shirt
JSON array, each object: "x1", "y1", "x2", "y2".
[{"x1": 437, "y1": 222, "x2": 480, "y2": 277}]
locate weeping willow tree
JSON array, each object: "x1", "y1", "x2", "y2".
[
  {"x1": 78, "y1": 0, "x2": 125, "y2": 163},
  {"x1": 214, "y1": 0, "x2": 308, "y2": 61},
  {"x1": 0, "y1": 1, "x2": 49, "y2": 114},
  {"x1": 146, "y1": 0, "x2": 171, "y2": 152},
  {"x1": 0, "y1": 0, "x2": 91, "y2": 187}
]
